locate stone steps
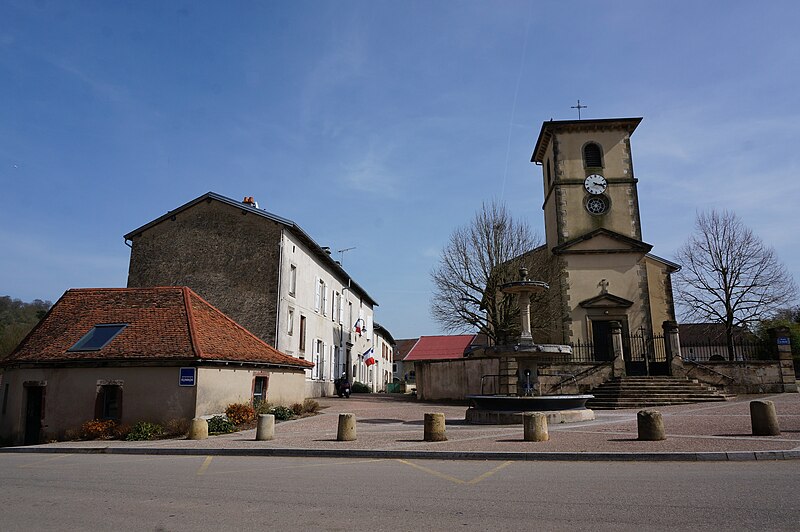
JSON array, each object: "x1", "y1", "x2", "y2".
[{"x1": 587, "y1": 376, "x2": 732, "y2": 410}]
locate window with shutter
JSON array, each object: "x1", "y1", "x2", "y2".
[{"x1": 314, "y1": 277, "x2": 321, "y2": 312}]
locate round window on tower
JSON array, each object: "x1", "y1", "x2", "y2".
[{"x1": 585, "y1": 195, "x2": 610, "y2": 215}]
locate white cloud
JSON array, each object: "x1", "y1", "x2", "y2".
[{"x1": 337, "y1": 142, "x2": 399, "y2": 197}]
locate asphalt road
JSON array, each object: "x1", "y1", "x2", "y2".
[{"x1": 1, "y1": 454, "x2": 798, "y2": 531}]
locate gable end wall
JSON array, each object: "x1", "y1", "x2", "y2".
[{"x1": 127, "y1": 200, "x2": 282, "y2": 344}]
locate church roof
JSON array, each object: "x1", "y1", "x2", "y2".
[
  {"x1": 531, "y1": 117, "x2": 643, "y2": 164},
  {"x1": 3, "y1": 287, "x2": 314, "y2": 369}
]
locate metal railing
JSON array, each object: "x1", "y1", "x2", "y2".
[{"x1": 680, "y1": 339, "x2": 773, "y2": 362}]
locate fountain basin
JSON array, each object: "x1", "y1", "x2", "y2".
[
  {"x1": 466, "y1": 394, "x2": 593, "y2": 411},
  {"x1": 465, "y1": 394, "x2": 595, "y2": 425}
]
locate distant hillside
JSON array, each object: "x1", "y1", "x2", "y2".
[{"x1": 0, "y1": 296, "x2": 52, "y2": 358}]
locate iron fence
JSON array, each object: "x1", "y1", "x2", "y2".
[{"x1": 680, "y1": 338, "x2": 773, "y2": 362}]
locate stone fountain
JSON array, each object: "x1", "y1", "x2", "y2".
[{"x1": 465, "y1": 268, "x2": 594, "y2": 424}]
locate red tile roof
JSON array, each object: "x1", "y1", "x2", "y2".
[
  {"x1": 403, "y1": 335, "x2": 476, "y2": 361},
  {"x1": 3, "y1": 287, "x2": 313, "y2": 368},
  {"x1": 393, "y1": 338, "x2": 419, "y2": 362}
]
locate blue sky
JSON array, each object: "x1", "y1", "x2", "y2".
[{"x1": 2, "y1": 1, "x2": 798, "y2": 339}]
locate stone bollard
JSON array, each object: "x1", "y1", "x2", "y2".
[
  {"x1": 523, "y1": 412, "x2": 549, "y2": 442},
  {"x1": 337, "y1": 413, "x2": 357, "y2": 441},
  {"x1": 637, "y1": 410, "x2": 665, "y2": 441},
  {"x1": 255, "y1": 414, "x2": 275, "y2": 441},
  {"x1": 750, "y1": 400, "x2": 781, "y2": 436},
  {"x1": 188, "y1": 417, "x2": 208, "y2": 440},
  {"x1": 423, "y1": 412, "x2": 447, "y2": 442}
]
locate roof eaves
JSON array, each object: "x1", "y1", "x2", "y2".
[
  {"x1": 531, "y1": 117, "x2": 643, "y2": 164},
  {"x1": 646, "y1": 253, "x2": 682, "y2": 272}
]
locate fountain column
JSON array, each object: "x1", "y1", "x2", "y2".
[{"x1": 518, "y1": 291, "x2": 533, "y2": 346}]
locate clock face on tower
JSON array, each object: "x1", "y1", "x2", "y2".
[{"x1": 584, "y1": 174, "x2": 607, "y2": 195}]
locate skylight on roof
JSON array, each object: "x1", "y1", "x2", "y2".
[{"x1": 68, "y1": 324, "x2": 128, "y2": 352}]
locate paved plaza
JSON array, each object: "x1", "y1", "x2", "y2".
[{"x1": 3, "y1": 392, "x2": 800, "y2": 461}]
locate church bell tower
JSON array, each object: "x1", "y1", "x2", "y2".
[
  {"x1": 529, "y1": 117, "x2": 678, "y2": 373},
  {"x1": 531, "y1": 117, "x2": 644, "y2": 249}
]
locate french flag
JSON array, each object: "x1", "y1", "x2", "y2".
[{"x1": 363, "y1": 347, "x2": 376, "y2": 366}]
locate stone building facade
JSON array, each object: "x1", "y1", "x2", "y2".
[{"x1": 125, "y1": 192, "x2": 382, "y2": 397}]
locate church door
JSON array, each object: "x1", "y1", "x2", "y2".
[{"x1": 591, "y1": 321, "x2": 614, "y2": 361}]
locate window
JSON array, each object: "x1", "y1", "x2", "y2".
[
  {"x1": 288, "y1": 265, "x2": 297, "y2": 297},
  {"x1": 299, "y1": 315, "x2": 306, "y2": 353},
  {"x1": 332, "y1": 292, "x2": 340, "y2": 321},
  {"x1": 314, "y1": 278, "x2": 327, "y2": 314},
  {"x1": 253, "y1": 376, "x2": 268, "y2": 406},
  {"x1": 313, "y1": 339, "x2": 325, "y2": 380},
  {"x1": 69, "y1": 324, "x2": 127, "y2": 351},
  {"x1": 287, "y1": 308, "x2": 294, "y2": 335},
  {"x1": 583, "y1": 143, "x2": 603, "y2": 168},
  {"x1": 96, "y1": 385, "x2": 122, "y2": 421},
  {"x1": 348, "y1": 302, "x2": 353, "y2": 330}
]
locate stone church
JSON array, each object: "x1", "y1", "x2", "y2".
[{"x1": 527, "y1": 117, "x2": 680, "y2": 370}]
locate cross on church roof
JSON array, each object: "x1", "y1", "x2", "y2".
[{"x1": 571, "y1": 99, "x2": 587, "y2": 120}]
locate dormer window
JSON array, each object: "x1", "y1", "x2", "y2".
[
  {"x1": 69, "y1": 324, "x2": 127, "y2": 351},
  {"x1": 583, "y1": 143, "x2": 603, "y2": 168}
]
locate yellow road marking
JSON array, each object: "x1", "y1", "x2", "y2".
[
  {"x1": 466, "y1": 461, "x2": 513, "y2": 484},
  {"x1": 396, "y1": 459, "x2": 465, "y2": 484},
  {"x1": 396, "y1": 459, "x2": 514, "y2": 485},
  {"x1": 197, "y1": 456, "x2": 213, "y2": 476}
]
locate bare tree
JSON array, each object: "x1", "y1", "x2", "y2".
[
  {"x1": 430, "y1": 200, "x2": 546, "y2": 345},
  {"x1": 674, "y1": 210, "x2": 797, "y2": 360}
]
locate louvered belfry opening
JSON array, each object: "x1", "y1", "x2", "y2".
[{"x1": 583, "y1": 143, "x2": 603, "y2": 168}]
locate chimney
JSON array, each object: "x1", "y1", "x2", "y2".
[{"x1": 242, "y1": 196, "x2": 259, "y2": 209}]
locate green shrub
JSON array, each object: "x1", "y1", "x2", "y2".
[
  {"x1": 351, "y1": 381, "x2": 371, "y2": 393},
  {"x1": 125, "y1": 421, "x2": 164, "y2": 441},
  {"x1": 255, "y1": 401, "x2": 273, "y2": 415},
  {"x1": 290, "y1": 402, "x2": 304, "y2": 415},
  {"x1": 225, "y1": 403, "x2": 256, "y2": 425},
  {"x1": 207, "y1": 415, "x2": 236, "y2": 434},
  {"x1": 269, "y1": 405, "x2": 294, "y2": 421}
]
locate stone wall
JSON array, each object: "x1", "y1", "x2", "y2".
[
  {"x1": 415, "y1": 359, "x2": 499, "y2": 401},
  {"x1": 127, "y1": 200, "x2": 282, "y2": 344},
  {"x1": 414, "y1": 359, "x2": 613, "y2": 401},
  {"x1": 677, "y1": 360, "x2": 792, "y2": 394},
  {"x1": 196, "y1": 367, "x2": 306, "y2": 415},
  {"x1": 0, "y1": 366, "x2": 197, "y2": 445}
]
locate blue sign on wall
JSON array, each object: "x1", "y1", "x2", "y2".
[
  {"x1": 179, "y1": 367, "x2": 197, "y2": 387},
  {"x1": 777, "y1": 337, "x2": 790, "y2": 346}
]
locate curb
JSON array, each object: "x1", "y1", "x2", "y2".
[{"x1": 2, "y1": 446, "x2": 798, "y2": 462}]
